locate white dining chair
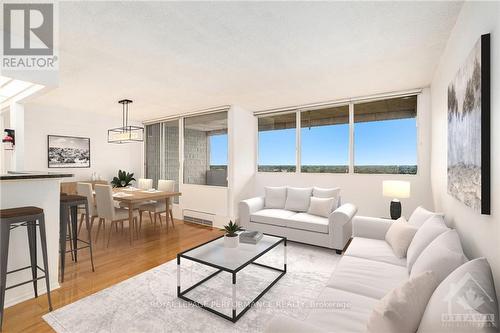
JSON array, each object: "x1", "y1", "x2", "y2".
[
  {"x1": 137, "y1": 178, "x2": 153, "y2": 190},
  {"x1": 76, "y1": 182, "x2": 98, "y2": 236},
  {"x1": 139, "y1": 180, "x2": 175, "y2": 231},
  {"x1": 94, "y1": 184, "x2": 139, "y2": 246}
]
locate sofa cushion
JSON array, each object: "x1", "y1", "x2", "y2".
[
  {"x1": 345, "y1": 237, "x2": 406, "y2": 267},
  {"x1": 285, "y1": 187, "x2": 313, "y2": 212},
  {"x1": 418, "y1": 258, "x2": 498, "y2": 333},
  {"x1": 313, "y1": 186, "x2": 340, "y2": 198},
  {"x1": 367, "y1": 271, "x2": 439, "y2": 333},
  {"x1": 288, "y1": 213, "x2": 329, "y2": 233},
  {"x1": 385, "y1": 219, "x2": 418, "y2": 258},
  {"x1": 408, "y1": 206, "x2": 440, "y2": 228},
  {"x1": 407, "y1": 215, "x2": 449, "y2": 273},
  {"x1": 411, "y1": 230, "x2": 467, "y2": 285},
  {"x1": 307, "y1": 197, "x2": 335, "y2": 218},
  {"x1": 307, "y1": 287, "x2": 379, "y2": 333},
  {"x1": 326, "y1": 255, "x2": 409, "y2": 299},
  {"x1": 313, "y1": 186, "x2": 341, "y2": 208},
  {"x1": 264, "y1": 186, "x2": 287, "y2": 209},
  {"x1": 250, "y1": 209, "x2": 296, "y2": 227}
]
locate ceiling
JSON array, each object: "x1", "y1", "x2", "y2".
[
  {"x1": 28, "y1": 1, "x2": 463, "y2": 121},
  {"x1": 0, "y1": 76, "x2": 43, "y2": 108}
]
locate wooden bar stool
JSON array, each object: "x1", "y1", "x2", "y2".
[
  {"x1": 0, "y1": 207, "x2": 53, "y2": 331},
  {"x1": 59, "y1": 195, "x2": 95, "y2": 283}
]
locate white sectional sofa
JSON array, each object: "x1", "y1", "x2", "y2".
[
  {"x1": 265, "y1": 208, "x2": 499, "y2": 333},
  {"x1": 238, "y1": 186, "x2": 357, "y2": 253}
]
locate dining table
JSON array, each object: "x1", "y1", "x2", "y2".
[{"x1": 111, "y1": 187, "x2": 182, "y2": 244}]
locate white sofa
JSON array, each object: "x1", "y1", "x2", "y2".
[
  {"x1": 238, "y1": 186, "x2": 357, "y2": 253},
  {"x1": 265, "y1": 209, "x2": 499, "y2": 333}
]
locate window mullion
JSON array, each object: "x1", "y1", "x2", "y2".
[
  {"x1": 296, "y1": 111, "x2": 301, "y2": 173},
  {"x1": 349, "y1": 103, "x2": 354, "y2": 174}
]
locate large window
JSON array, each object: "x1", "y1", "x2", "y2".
[
  {"x1": 301, "y1": 105, "x2": 349, "y2": 173},
  {"x1": 354, "y1": 96, "x2": 417, "y2": 174},
  {"x1": 183, "y1": 111, "x2": 228, "y2": 186},
  {"x1": 145, "y1": 120, "x2": 180, "y2": 202},
  {"x1": 256, "y1": 94, "x2": 418, "y2": 174},
  {"x1": 258, "y1": 113, "x2": 296, "y2": 172}
]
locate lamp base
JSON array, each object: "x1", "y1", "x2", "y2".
[{"x1": 390, "y1": 200, "x2": 402, "y2": 220}]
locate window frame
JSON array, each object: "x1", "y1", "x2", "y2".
[
  {"x1": 182, "y1": 110, "x2": 229, "y2": 187},
  {"x1": 256, "y1": 94, "x2": 419, "y2": 175},
  {"x1": 256, "y1": 110, "x2": 298, "y2": 173}
]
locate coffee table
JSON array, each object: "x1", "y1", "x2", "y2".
[{"x1": 177, "y1": 234, "x2": 286, "y2": 322}]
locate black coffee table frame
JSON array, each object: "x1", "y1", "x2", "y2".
[{"x1": 177, "y1": 235, "x2": 287, "y2": 322}]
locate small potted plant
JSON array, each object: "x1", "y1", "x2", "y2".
[
  {"x1": 111, "y1": 170, "x2": 136, "y2": 188},
  {"x1": 223, "y1": 220, "x2": 242, "y2": 248}
]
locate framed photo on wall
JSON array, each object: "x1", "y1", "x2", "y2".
[
  {"x1": 447, "y1": 33, "x2": 490, "y2": 215},
  {"x1": 48, "y1": 135, "x2": 91, "y2": 168}
]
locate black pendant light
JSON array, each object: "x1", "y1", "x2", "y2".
[{"x1": 108, "y1": 99, "x2": 144, "y2": 143}]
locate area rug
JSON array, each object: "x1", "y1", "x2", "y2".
[{"x1": 43, "y1": 243, "x2": 340, "y2": 333}]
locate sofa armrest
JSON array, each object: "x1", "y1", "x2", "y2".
[
  {"x1": 264, "y1": 315, "x2": 326, "y2": 333},
  {"x1": 352, "y1": 216, "x2": 393, "y2": 240},
  {"x1": 329, "y1": 203, "x2": 358, "y2": 250},
  {"x1": 238, "y1": 196, "x2": 265, "y2": 227}
]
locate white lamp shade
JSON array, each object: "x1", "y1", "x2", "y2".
[{"x1": 383, "y1": 180, "x2": 410, "y2": 199}]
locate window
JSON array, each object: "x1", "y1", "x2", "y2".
[
  {"x1": 256, "y1": 94, "x2": 418, "y2": 175},
  {"x1": 258, "y1": 113, "x2": 296, "y2": 172},
  {"x1": 301, "y1": 105, "x2": 349, "y2": 173},
  {"x1": 145, "y1": 120, "x2": 180, "y2": 203},
  {"x1": 354, "y1": 96, "x2": 417, "y2": 174},
  {"x1": 183, "y1": 111, "x2": 228, "y2": 186}
]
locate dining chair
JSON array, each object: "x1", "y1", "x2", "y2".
[
  {"x1": 139, "y1": 180, "x2": 175, "y2": 231},
  {"x1": 76, "y1": 183, "x2": 97, "y2": 236},
  {"x1": 94, "y1": 184, "x2": 138, "y2": 246},
  {"x1": 137, "y1": 178, "x2": 153, "y2": 190}
]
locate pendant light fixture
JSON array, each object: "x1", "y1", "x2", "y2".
[{"x1": 108, "y1": 99, "x2": 144, "y2": 143}]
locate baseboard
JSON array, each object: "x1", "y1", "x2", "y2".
[{"x1": 4, "y1": 281, "x2": 60, "y2": 308}]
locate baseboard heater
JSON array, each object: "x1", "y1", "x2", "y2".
[{"x1": 183, "y1": 209, "x2": 214, "y2": 227}]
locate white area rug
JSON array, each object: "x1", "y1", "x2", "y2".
[{"x1": 44, "y1": 243, "x2": 340, "y2": 333}]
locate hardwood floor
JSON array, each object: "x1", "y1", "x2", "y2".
[{"x1": 2, "y1": 217, "x2": 223, "y2": 333}]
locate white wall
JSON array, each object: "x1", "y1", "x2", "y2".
[
  {"x1": 430, "y1": 2, "x2": 500, "y2": 300},
  {"x1": 23, "y1": 104, "x2": 143, "y2": 182},
  {"x1": 229, "y1": 105, "x2": 257, "y2": 220},
  {"x1": 253, "y1": 89, "x2": 433, "y2": 218}
]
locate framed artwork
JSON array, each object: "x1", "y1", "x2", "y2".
[
  {"x1": 48, "y1": 135, "x2": 91, "y2": 168},
  {"x1": 447, "y1": 33, "x2": 490, "y2": 214}
]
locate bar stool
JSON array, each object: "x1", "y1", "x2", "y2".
[
  {"x1": 59, "y1": 195, "x2": 95, "y2": 283},
  {"x1": 0, "y1": 206, "x2": 53, "y2": 330}
]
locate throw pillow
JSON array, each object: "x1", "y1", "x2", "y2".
[
  {"x1": 307, "y1": 197, "x2": 335, "y2": 218},
  {"x1": 367, "y1": 271, "x2": 439, "y2": 333},
  {"x1": 313, "y1": 187, "x2": 340, "y2": 208},
  {"x1": 410, "y1": 230, "x2": 467, "y2": 285},
  {"x1": 418, "y1": 258, "x2": 498, "y2": 333},
  {"x1": 408, "y1": 206, "x2": 442, "y2": 228},
  {"x1": 285, "y1": 187, "x2": 313, "y2": 212},
  {"x1": 264, "y1": 186, "x2": 287, "y2": 209},
  {"x1": 406, "y1": 215, "x2": 449, "y2": 273},
  {"x1": 385, "y1": 218, "x2": 418, "y2": 258}
]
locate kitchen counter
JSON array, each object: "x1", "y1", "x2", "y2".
[
  {"x1": 0, "y1": 172, "x2": 72, "y2": 308},
  {"x1": 0, "y1": 171, "x2": 74, "y2": 180}
]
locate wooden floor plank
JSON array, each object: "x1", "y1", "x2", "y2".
[{"x1": 2, "y1": 218, "x2": 223, "y2": 333}]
